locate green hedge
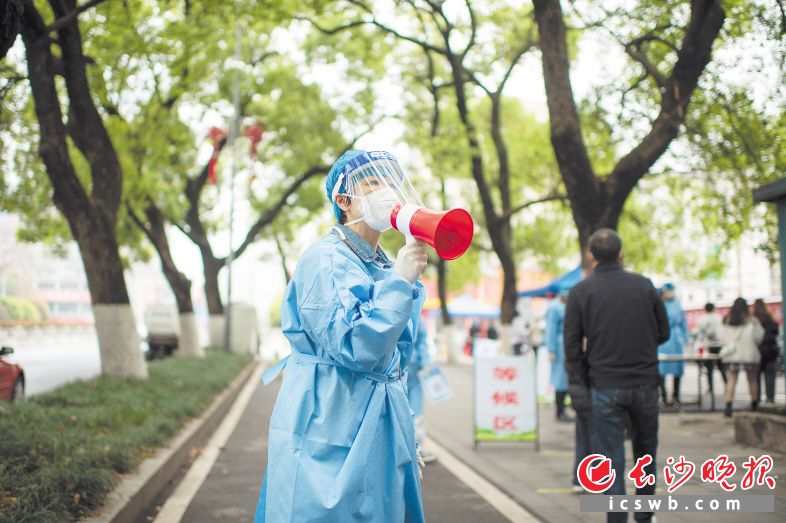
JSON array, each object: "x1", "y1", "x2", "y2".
[
  {"x1": 0, "y1": 349, "x2": 252, "y2": 522},
  {"x1": 0, "y1": 296, "x2": 43, "y2": 322}
]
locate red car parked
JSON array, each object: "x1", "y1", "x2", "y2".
[{"x1": 0, "y1": 346, "x2": 24, "y2": 401}]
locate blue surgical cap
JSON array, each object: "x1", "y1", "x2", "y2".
[
  {"x1": 325, "y1": 149, "x2": 366, "y2": 221},
  {"x1": 662, "y1": 282, "x2": 675, "y2": 291}
]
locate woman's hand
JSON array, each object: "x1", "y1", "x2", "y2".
[{"x1": 395, "y1": 241, "x2": 428, "y2": 283}]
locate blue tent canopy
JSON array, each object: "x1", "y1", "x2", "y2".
[
  {"x1": 425, "y1": 294, "x2": 500, "y2": 319},
  {"x1": 517, "y1": 266, "x2": 582, "y2": 298}
]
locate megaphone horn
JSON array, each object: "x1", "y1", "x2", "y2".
[{"x1": 391, "y1": 204, "x2": 474, "y2": 260}]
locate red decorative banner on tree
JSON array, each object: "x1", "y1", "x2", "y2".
[{"x1": 207, "y1": 127, "x2": 228, "y2": 185}]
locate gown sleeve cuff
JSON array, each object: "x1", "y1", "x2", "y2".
[{"x1": 373, "y1": 272, "x2": 417, "y2": 317}]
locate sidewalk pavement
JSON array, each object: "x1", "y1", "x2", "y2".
[
  {"x1": 150, "y1": 364, "x2": 513, "y2": 522},
  {"x1": 425, "y1": 364, "x2": 786, "y2": 523},
  {"x1": 146, "y1": 355, "x2": 785, "y2": 522}
]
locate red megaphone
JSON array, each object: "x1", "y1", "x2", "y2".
[{"x1": 390, "y1": 204, "x2": 474, "y2": 260}]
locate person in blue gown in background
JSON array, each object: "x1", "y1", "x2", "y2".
[
  {"x1": 254, "y1": 150, "x2": 428, "y2": 522},
  {"x1": 545, "y1": 290, "x2": 572, "y2": 421},
  {"x1": 657, "y1": 282, "x2": 688, "y2": 406},
  {"x1": 407, "y1": 322, "x2": 437, "y2": 464}
]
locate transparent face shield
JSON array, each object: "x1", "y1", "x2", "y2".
[{"x1": 331, "y1": 151, "x2": 424, "y2": 232}]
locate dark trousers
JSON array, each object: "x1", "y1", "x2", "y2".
[
  {"x1": 570, "y1": 384, "x2": 592, "y2": 486},
  {"x1": 758, "y1": 359, "x2": 777, "y2": 402},
  {"x1": 702, "y1": 346, "x2": 727, "y2": 394},
  {"x1": 592, "y1": 385, "x2": 659, "y2": 523},
  {"x1": 658, "y1": 375, "x2": 680, "y2": 403},
  {"x1": 555, "y1": 390, "x2": 568, "y2": 417}
]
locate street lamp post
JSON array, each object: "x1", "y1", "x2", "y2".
[{"x1": 223, "y1": 22, "x2": 242, "y2": 353}]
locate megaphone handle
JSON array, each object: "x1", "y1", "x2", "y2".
[{"x1": 406, "y1": 236, "x2": 424, "y2": 247}]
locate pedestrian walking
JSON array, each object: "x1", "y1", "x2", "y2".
[
  {"x1": 564, "y1": 228, "x2": 669, "y2": 523},
  {"x1": 254, "y1": 150, "x2": 428, "y2": 522},
  {"x1": 696, "y1": 302, "x2": 727, "y2": 392},
  {"x1": 545, "y1": 291, "x2": 572, "y2": 421},
  {"x1": 753, "y1": 299, "x2": 779, "y2": 405},
  {"x1": 720, "y1": 297, "x2": 764, "y2": 417},
  {"x1": 657, "y1": 283, "x2": 687, "y2": 407}
]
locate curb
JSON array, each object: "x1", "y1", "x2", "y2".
[
  {"x1": 427, "y1": 433, "x2": 548, "y2": 523},
  {"x1": 83, "y1": 359, "x2": 259, "y2": 523}
]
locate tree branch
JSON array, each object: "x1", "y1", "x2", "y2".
[
  {"x1": 607, "y1": 0, "x2": 726, "y2": 209},
  {"x1": 501, "y1": 191, "x2": 567, "y2": 221},
  {"x1": 462, "y1": 0, "x2": 478, "y2": 57},
  {"x1": 623, "y1": 40, "x2": 667, "y2": 89},
  {"x1": 230, "y1": 164, "x2": 329, "y2": 260},
  {"x1": 229, "y1": 115, "x2": 382, "y2": 261},
  {"x1": 297, "y1": 14, "x2": 447, "y2": 55},
  {"x1": 125, "y1": 199, "x2": 155, "y2": 243},
  {"x1": 18, "y1": 0, "x2": 91, "y2": 213},
  {"x1": 50, "y1": 0, "x2": 123, "y2": 210},
  {"x1": 45, "y1": 0, "x2": 108, "y2": 33},
  {"x1": 499, "y1": 30, "x2": 536, "y2": 92}
]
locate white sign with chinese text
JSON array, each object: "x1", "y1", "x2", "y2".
[{"x1": 474, "y1": 354, "x2": 537, "y2": 442}]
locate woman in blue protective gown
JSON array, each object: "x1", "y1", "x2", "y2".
[
  {"x1": 657, "y1": 282, "x2": 688, "y2": 406},
  {"x1": 255, "y1": 150, "x2": 429, "y2": 522}
]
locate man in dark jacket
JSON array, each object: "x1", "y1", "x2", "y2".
[{"x1": 564, "y1": 229, "x2": 669, "y2": 523}]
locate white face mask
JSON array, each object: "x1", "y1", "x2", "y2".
[{"x1": 346, "y1": 187, "x2": 400, "y2": 232}]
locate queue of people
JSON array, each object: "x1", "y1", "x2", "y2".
[{"x1": 654, "y1": 292, "x2": 779, "y2": 417}]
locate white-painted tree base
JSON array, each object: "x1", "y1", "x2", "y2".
[
  {"x1": 499, "y1": 323, "x2": 513, "y2": 356},
  {"x1": 177, "y1": 313, "x2": 204, "y2": 358},
  {"x1": 438, "y1": 322, "x2": 462, "y2": 363},
  {"x1": 208, "y1": 315, "x2": 225, "y2": 349},
  {"x1": 93, "y1": 303, "x2": 148, "y2": 378}
]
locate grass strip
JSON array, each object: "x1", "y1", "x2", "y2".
[{"x1": 0, "y1": 349, "x2": 252, "y2": 522}]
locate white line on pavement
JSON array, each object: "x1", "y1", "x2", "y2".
[
  {"x1": 424, "y1": 437, "x2": 539, "y2": 523},
  {"x1": 154, "y1": 362, "x2": 263, "y2": 523}
]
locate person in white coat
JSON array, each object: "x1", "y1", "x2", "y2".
[{"x1": 719, "y1": 297, "x2": 764, "y2": 417}]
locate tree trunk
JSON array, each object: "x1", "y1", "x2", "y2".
[
  {"x1": 20, "y1": 0, "x2": 146, "y2": 378},
  {"x1": 133, "y1": 203, "x2": 204, "y2": 357},
  {"x1": 202, "y1": 254, "x2": 225, "y2": 348},
  {"x1": 436, "y1": 177, "x2": 452, "y2": 325},
  {"x1": 445, "y1": 51, "x2": 518, "y2": 327}
]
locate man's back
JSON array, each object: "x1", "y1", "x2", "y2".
[{"x1": 564, "y1": 262, "x2": 670, "y2": 389}]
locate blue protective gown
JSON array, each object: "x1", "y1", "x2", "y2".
[
  {"x1": 406, "y1": 324, "x2": 430, "y2": 418},
  {"x1": 658, "y1": 298, "x2": 687, "y2": 376},
  {"x1": 545, "y1": 299, "x2": 568, "y2": 392},
  {"x1": 255, "y1": 226, "x2": 426, "y2": 523}
]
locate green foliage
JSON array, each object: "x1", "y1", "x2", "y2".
[
  {"x1": 0, "y1": 349, "x2": 251, "y2": 523},
  {"x1": 0, "y1": 296, "x2": 42, "y2": 322},
  {"x1": 567, "y1": 0, "x2": 783, "y2": 264}
]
